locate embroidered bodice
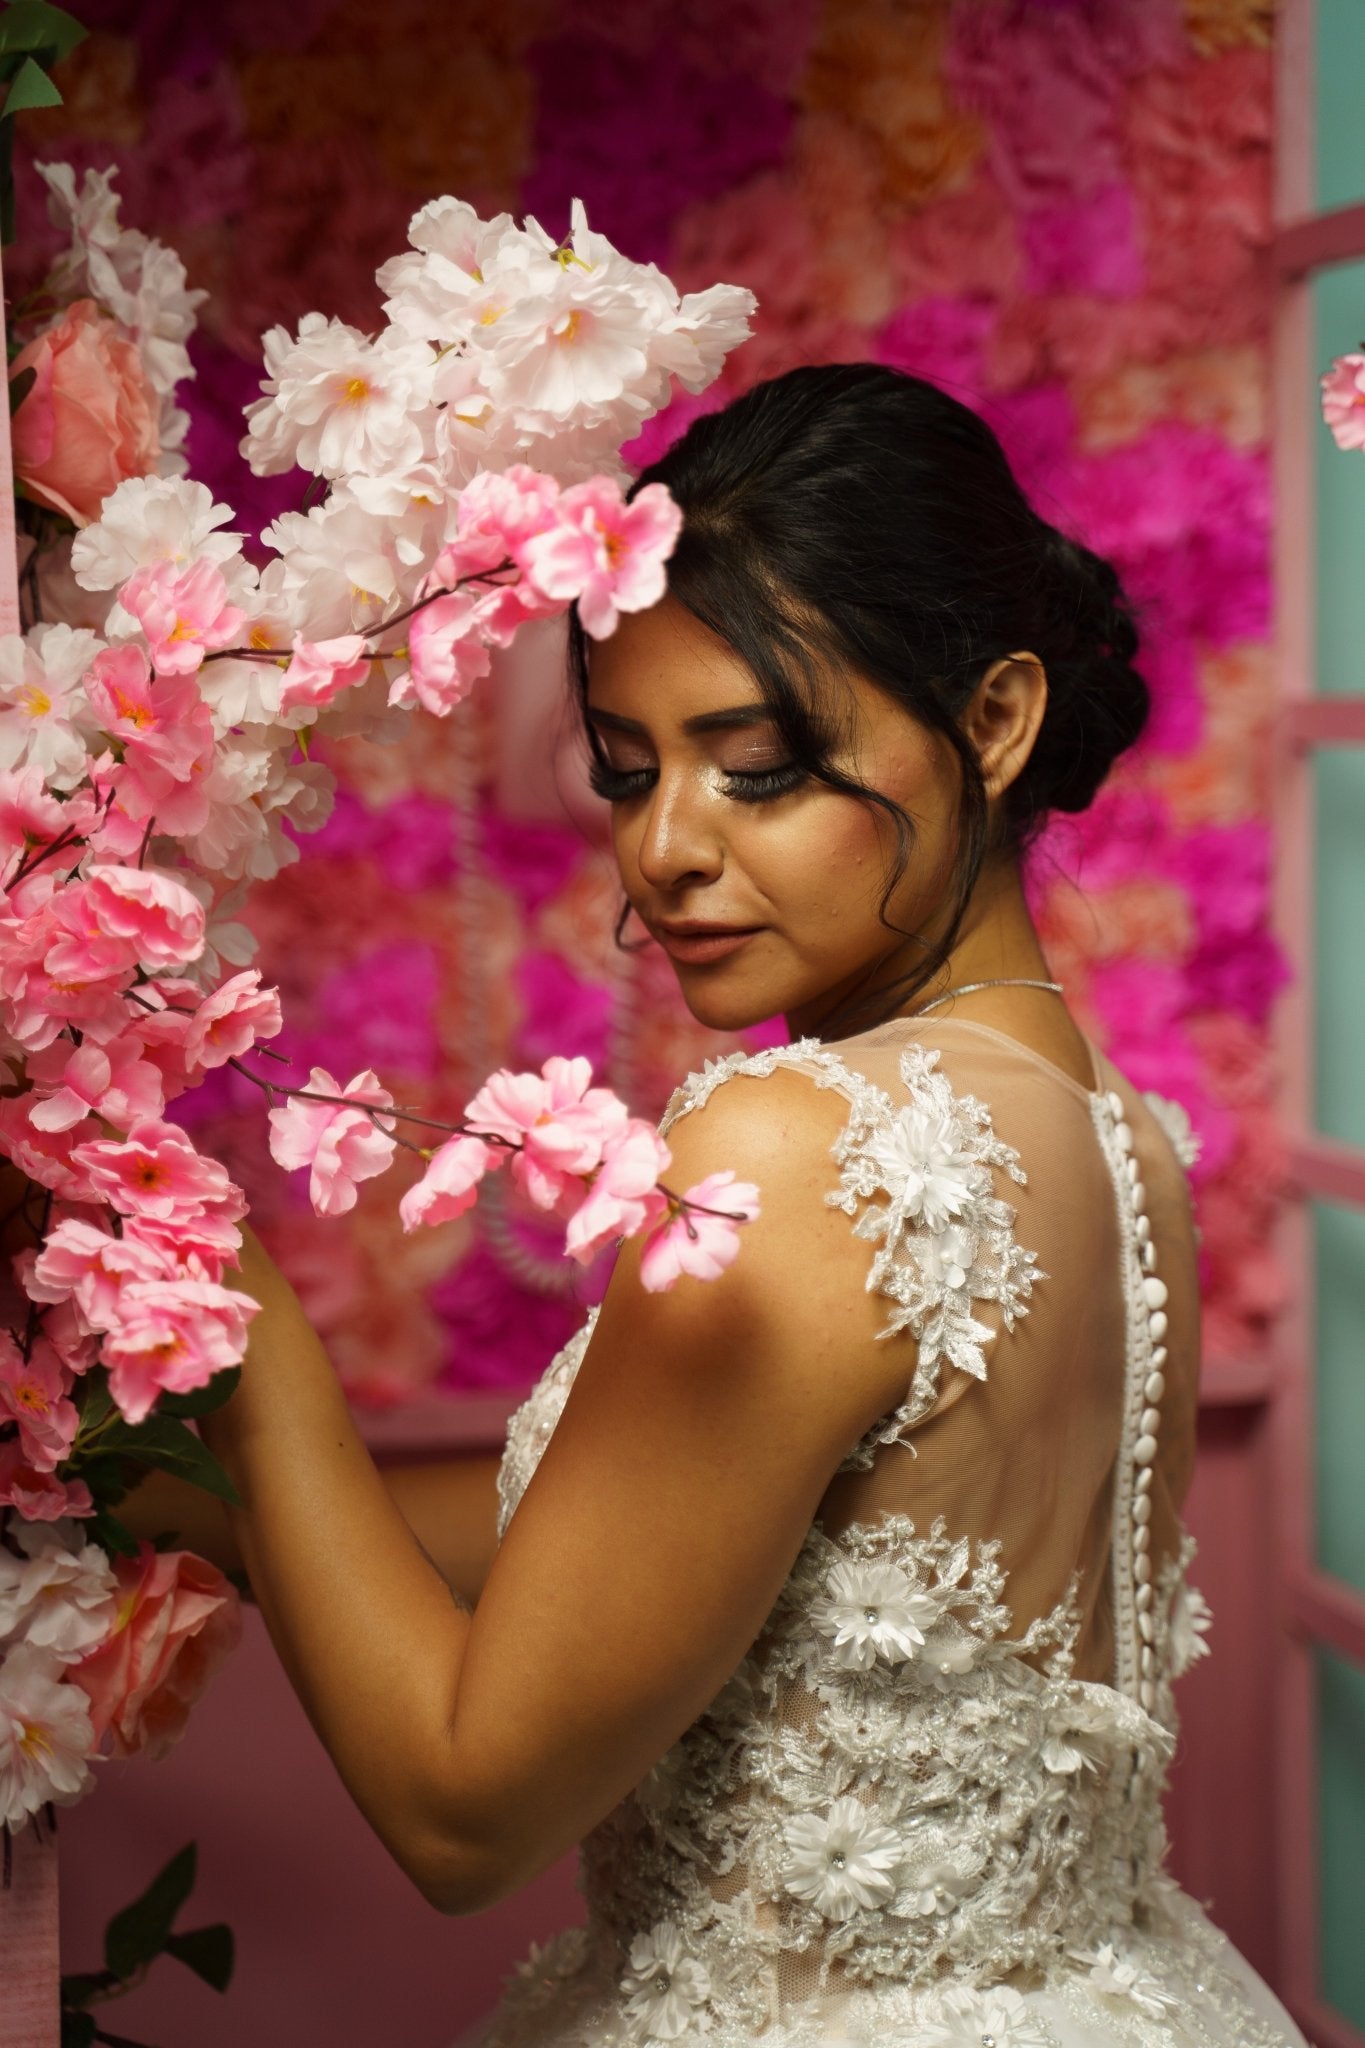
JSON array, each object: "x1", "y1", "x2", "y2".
[{"x1": 487, "y1": 1020, "x2": 1304, "y2": 2048}]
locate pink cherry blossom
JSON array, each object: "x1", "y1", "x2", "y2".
[
  {"x1": 176, "y1": 970, "x2": 283, "y2": 1074},
  {"x1": 26, "y1": 1034, "x2": 165, "y2": 1131},
  {"x1": 84, "y1": 645, "x2": 217, "y2": 836},
  {"x1": 1322, "y1": 352, "x2": 1365, "y2": 451},
  {"x1": 639, "y1": 1172, "x2": 761, "y2": 1292},
  {"x1": 69, "y1": 1120, "x2": 244, "y2": 1223},
  {"x1": 0, "y1": 1522, "x2": 118, "y2": 1662},
  {"x1": 434, "y1": 465, "x2": 564, "y2": 584},
  {"x1": 118, "y1": 557, "x2": 247, "y2": 674},
  {"x1": 564, "y1": 1119, "x2": 672, "y2": 1264},
  {"x1": 0, "y1": 765, "x2": 95, "y2": 883},
  {"x1": 101, "y1": 1274, "x2": 258, "y2": 1423},
  {"x1": 267, "y1": 1066, "x2": 397, "y2": 1217},
  {"x1": 0, "y1": 1643, "x2": 96, "y2": 1829},
  {"x1": 0, "y1": 1091, "x2": 99, "y2": 1198},
  {"x1": 79, "y1": 865, "x2": 206, "y2": 968},
  {"x1": 28, "y1": 1217, "x2": 173, "y2": 1327},
  {"x1": 0, "y1": 1441, "x2": 93, "y2": 1520},
  {"x1": 395, "y1": 591, "x2": 492, "y2": 715},
  {"x1": 278, "y1": 633, "x2": 371, "y2": 716},
  {"x1": 521, "y1": 478, "x2": 682, "y2": 637},
  {"x1": 0, "y1": 1331, "x2": 79, "y2": 1470},
  {"x1": 465, "y1": 1054, "x2": 629, "y2": 1211},
  {"x1": 399, "y1": 1134, "x2": 498, "y2": 1230}
]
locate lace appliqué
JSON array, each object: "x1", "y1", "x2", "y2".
[{"x1": 1142, "y1": 1089, "x2": 1202, "y2": 1172}]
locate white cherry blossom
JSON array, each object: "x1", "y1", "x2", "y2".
[
  {"x1": 70, "y1": 476, "x2": 243, "y2": 594},
  {"x1": 241, "y1": 316, "x2": 435, "y2": 481},
  {"x1": 0, "y1": 1521, "x2": 118, "y2": 1663},
  {"x1": 377, "y1": 196, "x2": 522, "y2": 344},
  {"x1": 621, "y1": 1921, "x2": 711, "y2": 2039},
  {"x1": 0, "y1": 1644, "x2": 95, "y2": 1830},
  {"x1": 0, "y1": 624, "x2": 103, "y2": 789},
  {"x1": 784, "y1": 1796, "x2": 901, "y2": 1919},
  {"x1": 810, "y1": 1558, "x2": 939, "y2": 1669}
]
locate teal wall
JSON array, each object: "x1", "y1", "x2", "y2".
[{"x1": 1313, "y1": 3, "x2": 1365, "y2": 2026}]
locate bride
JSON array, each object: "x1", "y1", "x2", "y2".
[{"x1": 135, "y1": 364, "x2": 1306, "y2": 2046}]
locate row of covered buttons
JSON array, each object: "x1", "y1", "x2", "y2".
[{"x1": 1106, "y1": 1088, "x2": 1168, "y2": 1715}]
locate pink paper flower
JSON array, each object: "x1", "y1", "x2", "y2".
[
  {"x1": 118, "y1": 557, "x2": 247, "y2": 675},
  {"x1": 521, "y1": 479, "x2": 682, "y2": 637},
  {"x1": 0, "y1": 1441, "x2": 93, "y2": 1520},
  {"x1": 1321, "y1": 352, "x2": 1365, "y2": 451},
  {"x1": 639, "y1": 1171, "x2": 761, "y2": 1292},
  {"x1": 278, "y1": 632, "x2": 371, "y2": 715},
  {"x1": 68, "y1": 1545, "x2": 242, "y2": 1762},
  {"x1": 0, "y1": 1332, "x2": 79, "y2": 1471},
  {"x1": 267, "y1": 1065, "x2": 397, "y2": 1216},
  {"x1": 69, "y1": 1119, "x2": 243, "y2": 1222},
  {"x1": 101, "y1": 1273, "x2": 258, "y2": 1423},
  {"x1": 399, "y1": 1134, "x2": 498, "y2": 1230},
  {"x1": 564, "y1": 1119, "x2": 671, "y2": 1264},
  {"x1": 465, "y1": 1054, "x2": 629, "y2": 1211},
  {"x1": 0, "y1": 1644, "x2": 96, "y2": 1830}
]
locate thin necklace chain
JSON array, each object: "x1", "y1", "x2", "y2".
[{"x1": 910, "y1": 976, "x2": 1065, "y2": 1017}]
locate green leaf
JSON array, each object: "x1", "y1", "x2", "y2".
[
  {"x1": 164, "y1": 1923, "x2": 234, "y2": 1993},
  {"x1": 87, "y1": 1508, "x2": 139, "y2": 1560},
  {"x1": 8, "y1": 361, "x2": 33, "y2": 413},
  {"x1": 104, "y1": 1843, "x2": 197, "y2": 1983},
  {"x1": 86, "y1": 1414, "x2": 242, "y2": 1508},
  {"x1": 60, "y1": 2011, "x2": 96, "y2": 2048},
  {"x1": 2, "y1": 55, "x2": 61, "y2": 114},
  {"x1": 0, "y1": 3, "x2": 86, "y2": 60},
  {"x1": 60, "y1": 1968, "x2": 120, "y2": 2011},
  {"x1": 156, "y1": 1368, "x2": 241, "y2": 1421}
]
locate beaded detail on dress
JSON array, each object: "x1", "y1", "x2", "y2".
[{"x1": 488, "y1": 1034, "x2": 1303, "y2": 2048}]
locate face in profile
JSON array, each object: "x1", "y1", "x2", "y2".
[{"x1": 583, "y1": 594, "x2": 966, "y2": 1037}]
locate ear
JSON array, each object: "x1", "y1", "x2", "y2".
[{"x1": 960, "y1": 652, "x2": 1047, "y2": 801}]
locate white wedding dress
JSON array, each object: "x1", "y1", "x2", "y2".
[{"x1": 485, "y1": 1017, "x2": 1307, "y2": 2048}]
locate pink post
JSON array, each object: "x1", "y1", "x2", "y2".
[{"x1": 0, "y1": 235, "x2": 60, "y2": 2048}]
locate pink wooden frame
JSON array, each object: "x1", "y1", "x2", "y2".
[{"x1": 1272, "y1": 3, "x2": 1365, "y2": 2041}]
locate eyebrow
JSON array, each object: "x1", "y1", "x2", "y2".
[{"x1": 586, "y1": 705, "x2": 776, "y2": 738}]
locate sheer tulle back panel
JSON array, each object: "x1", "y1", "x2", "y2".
[{"x1": 813, "y1": 1018, "x2": 1201, "y2": 1687}]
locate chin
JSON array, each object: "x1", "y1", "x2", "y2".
[{"x1": 671, "y1": 970, "x2": 785, "y2": 1036}]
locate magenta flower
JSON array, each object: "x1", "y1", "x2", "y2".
[
  {"x1": 399, "y1": 1134, "x2": 498, "y2": 1231},
  {"x1": 118, "y1": 557, "x2": 247, "y2": 675},
  {"x1": 639, "y1": 1172, "x2": 761, "y2": 1293},
  {"x1": 1321, "y1": 352, "x2": 1365, "y2": 450},
  {"x1": 70, "y1": 1119, "x2": 244, "y2": 1223},
  {"x1": 564, "y1": 1119, "x2": 671, "y2": 1264},
  {"x1": 267, "y1": 1065, "x2": 397, "y2": 1216},
  {"x1": 0, "y1": 1331, "x2": 79, "y2": 1472},
  {"x1": 521, "y1": 478, "x2": 682, "y2": 638},
  {"x1": 102, "y1": 1274, "x2": 259, "y2": 1424},
  {"x1": 278, "y1": 632, "x2": 371, "y2": 716},
  {"x1": 465, "y1": 1054, "x2": 628, "y2": 1211}
]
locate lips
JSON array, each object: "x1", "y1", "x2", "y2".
[{"x1": 653, "y1": 922, "x2": 764, "y2": 966}]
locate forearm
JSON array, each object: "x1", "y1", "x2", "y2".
[{"x1": 201, "y1": 1237, "x2": 480, "y2": 1897}]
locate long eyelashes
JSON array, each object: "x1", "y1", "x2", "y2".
[{"x1": 587, "y1": 762, "x2": 807, "y2": 805}]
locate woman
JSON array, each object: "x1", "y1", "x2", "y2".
[{"x1": 143, "y1": 365, "x2": 1305, "y2": 2045}]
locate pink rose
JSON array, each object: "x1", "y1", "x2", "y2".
[
  {"x1": 9, "y1": 299, "x2": 160, "y2": 526},
  {"x1": 69, "y1": 1546, "x2": 242, "y2": 1762}
]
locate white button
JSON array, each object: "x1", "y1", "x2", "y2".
[
  {"x1": 1135, "y1": 1214, "x2": 1151, "y2": 1244},
  {"x1": 1136, "y1": 1583, "x2": 1154, "y2": 1610},
  {"x1": 1149, "y1": 1310, "x2": 1168, "y2": 1343},
  {"x1": 1140, "y1": 1679, "x2": 1156, "y2": 1711},
  {"x1": 1139, "y1": 1608, "x2": 1154, "y2": 1639},
  {"x1": 1136, "y1": 1553, "x2": 1152, "y2": 1583},
  {"x1": 1126, "y1": 1157, "x2": 1140, "y2": 1185},
  {"x1": 1134, "y1": 1433, "x2": 1158, "y2": 1465},
  {"x1": 1134, "y1": 1494, "x2": 1152, "y2": 1524},
  {"x1": 1140, "y1": 1406, "x2": 1161, "y2": 1436},
  {"x1": 1144, "y1": 1371, "x2": 1166, "y2": 1403},
  {"x1": 1149, "y1": 1345, "x2": 1168, "y2": 1369},
  {"x1": 1141, "y1": 1240, "x2": 1158, "y2": 1272},
  {"x1": 1134, "y1": 1523, "x2": 1151, "y2": 1553},
  {"x1": 1130, "y1": 1182, "x2": 1146, "y2": 1213},
  {"x1": 1141, "y1": 1641, "x2": 1156, "y2": 1671},
  {"x1": 1114, "y1": 1120, "x2": 1133, "y2": 1153},
  {"x1": 1107, "y1": 1090, "x2": 1126, "y2": 1120},
  {"x1": 1143, "y1": 1277, "x2": 1169, "y2": 1311}
]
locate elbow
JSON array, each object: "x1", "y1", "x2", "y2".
[{"x1": 399, "y1": 1827, "x2": 533, "y2": 1918}]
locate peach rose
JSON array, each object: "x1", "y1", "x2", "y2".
[
  {"x1": 68, "y1": 1545, "x2": 242, "y2": 1762},
  {"x1": 9, "y1": 298, "x2": 160, "y2": 526}
]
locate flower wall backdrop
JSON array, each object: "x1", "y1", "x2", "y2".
[{"x1": 8, "y1": 0, "x2": 1285, "y2": 1404}]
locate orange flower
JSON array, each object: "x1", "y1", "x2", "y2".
[
  {"x1": 69, "y1": 1548, "x2": 241, "y2": 1763},
  {"x1": 10, "y1": 299, "x2": 160, "y2": 526}
]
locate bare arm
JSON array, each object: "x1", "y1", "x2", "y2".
[
  {"x1": 120, "y1": 1454, "x2": 503, "y2": 1611},
  {"x1": 200, "y1": 1072, "x2": 909, "y2": 1915}
]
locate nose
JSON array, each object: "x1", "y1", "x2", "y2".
[{"x1": 633, "y1": 768, "x2": 724, "y2": 893}]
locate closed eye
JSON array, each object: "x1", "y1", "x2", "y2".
[{"x1": 587, "y1": 761, "x2": 806, "y2": 804}]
